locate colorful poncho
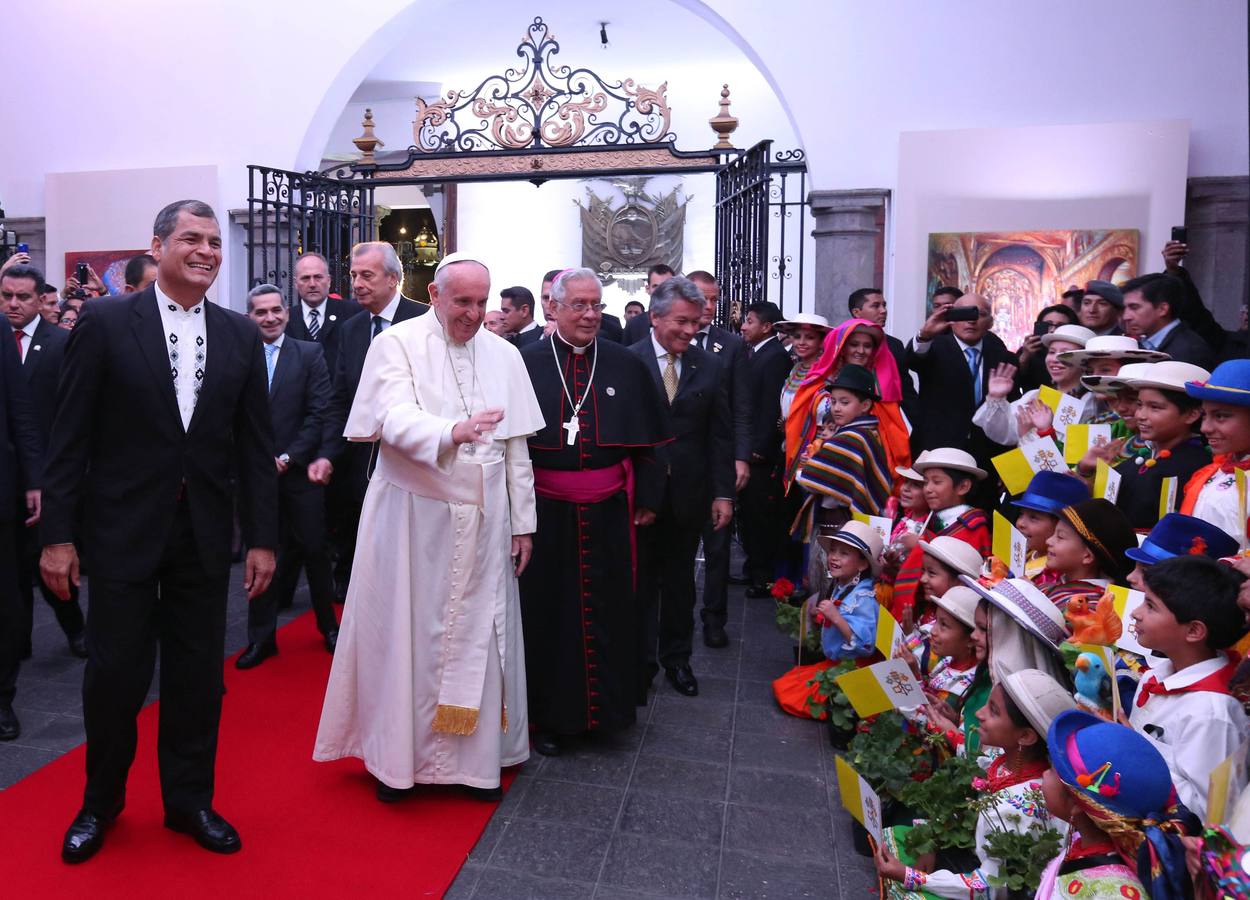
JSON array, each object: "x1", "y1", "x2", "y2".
[{"x1": 795, "y1": 415, "x2": 892, "y2": 515}]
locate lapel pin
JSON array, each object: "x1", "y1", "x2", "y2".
[
  {"x1": 33, "y1": 344, "x2": 41, "y2": 351},
  {"x1": 713, "y1": 342, "x2": 723, "y2": 353},
  {"x1": 606, "y1": 387, "x2": 616, "y2": 396},
  {"x1": 329, "y1": 314, "x2": 337, "y2": 322}
]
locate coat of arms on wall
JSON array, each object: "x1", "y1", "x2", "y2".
[{"x1": 576, "y1": 176, "x2": 688, "y2": 294}]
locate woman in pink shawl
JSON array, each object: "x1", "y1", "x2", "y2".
[{"x1": 784, "y1": 317, "x2": 911, "y2": 489}]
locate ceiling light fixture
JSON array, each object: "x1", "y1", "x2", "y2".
[{"x1": 599, "y1": 21, "x2": 609, "y2": 49}]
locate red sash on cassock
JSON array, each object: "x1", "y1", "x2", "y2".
[{"x1": 533, "y1": 460, "x2": 637, "y2": 586}]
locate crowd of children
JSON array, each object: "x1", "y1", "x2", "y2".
[{"x1": 771, "y1": 354, "x2": 1250, "y2": 898}]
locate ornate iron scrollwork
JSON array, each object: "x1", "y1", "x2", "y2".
[{"x1": 413, "y1": 17, "x2": 676, "y2": 153}]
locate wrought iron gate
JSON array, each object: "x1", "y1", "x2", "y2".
[
  {"x1": 714, "y1": 140, "x2": 808, "y2": 323},
  {"x1": 245, "y1": 166, "x2": 375, "y2": 300}
]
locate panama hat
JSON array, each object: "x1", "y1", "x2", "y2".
[
  {"x1": 1116, "y1": 360, "x2": 1212, "y2": 394},
  {"x1": 1084, "y1": 361, "x2": 1154, "y2": 394},
  {"x1": 776, "y1": 312, "x2": 831, "y2": 334},
  {"x1": 912, "y1": 448, "x2": 987, "y2": 481},
  {"x1": 1058, "y1": 334, "x2": 1168, "y2": 366},
  {"x1": 895, "y1": 465, "x2": 924, "y2": 482},
  {"x1": 1040, "y1": 324, "x2": 1095, "y2": 349},
  {"x1": 959, "y1": 575, "x2": 1070, "y2": 650},
  {"x1": 1002, "y1": 669, "x2": 1077, "y2": 737},
  {"x1": 826, "y1": 520, "x2": 884, "y2": 576},
  {"x1": 1186, "y1": 359, "x2": 1250, "y2": 407},
  {"x1": 919, "y1": 535, "x2": 985, "y2": 578},
  {"x1": 1124, "y1": 512, "x2": 1240, "y2": 566},
  {"x1": 932, "y1": 585, "x2": 981, "y2": 629}
]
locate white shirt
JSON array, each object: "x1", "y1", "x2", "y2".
[
  {"x1": 1192, "y1": 461, "x2": 1248, "y2": 542},
  {"x1": 155, "y1": 281, "x2": 207, "y2": 431},
  {"x1": 300, "y1": 300, "x2": 328, "y2": 333},
  {"x1": 650, "y1": 332, "x2": 681, "y2": 379},
  {"x1": 517, "y1": 320, "x2": 539, "y2": 335},
  {"x1": 15, "y1": 316, "x2": 39, "y2": 364},
  {"x1": 750, "y1": 334, "x2": 778, "y2": 353},
  {"x1": 1129, "y1": 652, "x2": 1247, "y2": 819}
]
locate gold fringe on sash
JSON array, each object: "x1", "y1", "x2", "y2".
[
  {"x1": 501, "y1": 704, "x2": 508, "y2": 734},
  {"x1": 432, "y1": 704, "x2": 480, "y2": 735}
]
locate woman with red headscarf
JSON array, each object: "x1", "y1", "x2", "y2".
[{"x1": 784, "y1": 317, "x2": 912, "y2": 492}]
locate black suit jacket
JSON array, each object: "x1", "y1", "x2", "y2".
[
  {"x1": 630, "y1": 340, "x2": 734, "y2": 528},
  {"x1": 599, "y1": 313, "x2": 624, "y2": 343},
  {"x1": 0, "y1": 317, "x2": 43, "y2": 517},
  {"x1": 18, "y1": 316, "x2": 68, "y2": 443},
  {"x1": 268, "y1": 337, "x2": 333, "y2": 478},
  {"x1": 284, "y1": 296, "x2": 365, "y2": 374},
  {"x1": 698, "y1": 325, "x2": 752, "y2": 463},
  {"x1": 510, "y1": 325, "x2": 544, "y2": 349},
  {"x1": 40, "y1": 287, "x2": 279, "y2": 580},
  {"x1": 885, "y1": 334, "x2": 921, "y2": 432},
  {"x1": 906, "y1": 332, "x2": 1019, "y2": 460},
  {"x1": 746, "y1": 336, "x2": 793, "y2": 464},
  {"x1": 1151, "y1": 320, "x2": 1216, "y2": 370},
  {"x1": 623, "y1": 310, "x2": 651, "y2": 346}
]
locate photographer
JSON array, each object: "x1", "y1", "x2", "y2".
[{"x1": 63, "y1": 262, "x2": 106, "y2": 300}]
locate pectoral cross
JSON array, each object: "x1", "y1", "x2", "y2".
[{"x1": 563, "y1": 415, "x2": 581, "y2": 446}]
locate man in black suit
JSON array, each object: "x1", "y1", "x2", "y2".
[
  {"x1": 630, "y1": 276, "x2": 734, "y2": 698},
  {"x1": 236, "y1": 285, "x2": 340, "y2": 669},
  {"x1": 40, "y1": 200, "x2": 279, "y2": 862},
  {"x1": 687, "y1": 271, "x2": 751, "y2": 648},
  {"x1": 3, "y1": 265, "x2": 87, "y2": 658},
  {"x1": 501, "y1": 285, "x2": 543, "y2": 347},
  {"x1": 848, "y1": 288, "x2": 921, "y2": 430},
  {"x1": 325, "y1": 242, "x2": 429, "y2": 597},
  {"x1": 0, "y1": 314, "x2": 43, "y2": 742},
  {"x1": 1121, "y1": 272, "x2": 1217, "y2": 370},
  {"x1": 622, "y1": 264, "x2": 676, "y2": 346},
  {"x1": 737, "y1": 301, "x2": 793, "y2": 596},
  {"x1": 284, "y1": 251, "x2": 365, "y2": 375},
  {"x1": 907, "y1": 292, "x2": 1019, "y2": 510}
]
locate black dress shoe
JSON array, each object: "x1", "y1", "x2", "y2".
[
  {"x1": 375, "y1": 780, "x2": 419, "y2": 803},
  {"x1": 67, "y1": 631, "x2": 88, "y2": 659},
  {"x1": 460, "y1": 785, "x2": 503, "y2": 802},
  {"x1": 0, "y1": 705, "x2": 20, "y2": 741},
  {"x1": 702, "y1": 623, "x2": 730, "y2": 649},
  {"x1": 532, "y1": 731, "x2": 561, "y2": 757},
  {"x1": 234, "y1": 641, "x2": 277, "y2": 670},
  {"x1": 324, "y1": 629, "x2": 339, "y2": 654},
  {"x1": 745, "y1": 584, "x2": 773, "y2": 599},
  {"x1": 665, "y1": 665, "x2": 699, "y2": 697},
  {"x1": 61, "y1": 805, "x2": 122, "y2": 864},
  {"x1": 163, "y1": 808, "x2": 241, "y2": 854}
]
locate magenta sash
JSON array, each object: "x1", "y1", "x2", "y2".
[{"x1": 533, "y1": 460, "x2": 637, "y2": 587}]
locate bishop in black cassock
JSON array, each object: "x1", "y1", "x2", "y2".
[{"x1": 519, "y1": 281, "x2": 670, "y2": 754}]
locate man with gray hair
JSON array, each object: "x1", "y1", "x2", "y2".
[
  {"x1": 315, "y1": 252, "x2": 543, "y2": 801},
  {"x1": 324, "y1": 241, "x2": 428, "y2": 599},
  {"x1": 629, "y1": 276, "x2": 734, "y2": 699}
]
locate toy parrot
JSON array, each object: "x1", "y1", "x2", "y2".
[{"x1": 1073, "y1": 651, "x2": 1114, "y2": 719}]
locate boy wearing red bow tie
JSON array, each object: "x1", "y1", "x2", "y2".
[{"x1": 1129, "y1": 555, "x2": 1248, "y2": 819}]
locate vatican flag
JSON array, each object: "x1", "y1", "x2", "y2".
[
  {"x1": 1158, "y1": 476, "x2": 1178, "y2": 519},
  {"x1": 991, "y1": 448, "x2": 1035, "y2": 496},
  {"x1": 1038, "y1": 386, "x2": 1086, "y2": 438},
  {"x1": 1093, "y1": 459, "x2": 1121, "y2": 503},
  {"x1": 1063, "y1": 423, "x2": 1113, "y2": 465},
  {"x1": 835, "y1": 658, "x2": 924, "y2": 718},
  {"x1": 874, "y1": 607, "x2": 906, "y2": 658},
  {"x1": 835, "y1": 756, "x2": 883, "y2": 842},
  {"x1": 992, "y1": 511, "x2": 1028, "y2": 578}
]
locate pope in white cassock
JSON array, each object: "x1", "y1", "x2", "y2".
[{"x1": 313, "y1": 253, "x2": 544, "y2": 797}]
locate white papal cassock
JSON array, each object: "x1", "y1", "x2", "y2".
[{"x1": 313, "y1": 310, "x2": 544, "y2": 789}]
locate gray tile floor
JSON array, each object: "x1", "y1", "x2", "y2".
[{"x1": 1, "y1": 558, "x2": 877, "y2": 899}]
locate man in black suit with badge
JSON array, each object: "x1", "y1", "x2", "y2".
[
  {"x1": 686, "y1": 271, "x2": 751, "y2": 648},
  {"x1": 2, "y1": 264, "x2": 86, "y2": 657},
  {"x1": 325, "y1": 241, "x2": 428, "y2": 598},
  {"x1": 40, "y1": 200, "x2": 279, "y2": 863},
  {"x1": 630, "y1": 276, "x2": 734, "y2": 698},
  {"x1": 236, "y1": 284, "x2": 341, "y2": 669},
  {"x1": 284, "y1": 251, "x2": 364, "y2": 375}
]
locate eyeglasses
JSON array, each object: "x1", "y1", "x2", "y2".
[{"x1": 557, "y1": 300, "x2": 607, "y2": 314}]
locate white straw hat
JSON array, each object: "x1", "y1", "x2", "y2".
[
  {"x1": 1002, "y1": 669, "x2": 1077, "y2": 736},
  {"x1": 776, "y1": 312, "x2": 831, "y2": 334},
  {"x1": 826, "y1": 520, "x2": 884, "y2": 576},
  {"x1": 1058, "y1": 335, "x2": 1168, "y2": 366},
  {"x1": 959, "y1": 575, "x2": 1069, "y2": 650},
  {"x1": 1040, "y1": 324, "x2": 1095, "y2": 349},
  {"x1": 932, "y1": 585, "x2": 981, "y2": 630},
  {"x1": 912, "y1": 448, "x2": 987, "y2": 481},
  {"x1": 1083, "y1": 361, "x2": 1155, "y2": 394},
  {"x1": 919, "y1": 536, "x2": 985, "y2": 579},
  {"x1": 1116, "y1": 360, "x2": 1212, "y2": 394}
]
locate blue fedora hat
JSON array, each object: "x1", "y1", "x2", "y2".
[
  {"x1": 1048, "y1": 709, "x2": 1176, "y2": 818},
  {"x1": 1186, "y1": 359, "x2": 1250, "y2": 407},
  {"x1": 1011, "y1": 470, "x2": 1092, "y2": 516},
  {"x1": 1125, "y1": 512, "x2": 1240, "y2": 566}
]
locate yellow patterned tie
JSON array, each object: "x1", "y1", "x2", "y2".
[{"x1": 662, "y1": 352, "x2": 679, "y2": 403}]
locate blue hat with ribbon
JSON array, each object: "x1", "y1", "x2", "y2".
[
  {"x1": 1125, "y1": 512, "x2": 1241, "y2": 566},
  {"x1": 1186, "y1": 359, "x2": 1250, "y2": 407},
  {"x1": 1011, "y1": 470, "x2": 1092, "y2": 516}
]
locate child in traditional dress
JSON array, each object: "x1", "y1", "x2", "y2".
[
  {"x1": 901, "y1": 586, "x2": 982, "y2": 731},
  {"x1": 1037, "y1": 710, "x2": 1195, "y2": 900},
  {"x1": 903, "y1": 537, "x2": 984, "y2": 668},
  {"x1": 876, "y1": 669, "x2": 1075, "y2": 899},
  {"x1": 882, "y1": 466, "x2": 931, "y2": 589},
  {"x1": 893, "y1": 449, "x2": 991, "y2": 626},
  {"x1": 1042, "y1": 498, "x2": 1137, "y2": 611},
  {"x1": 1183, "y1": 359, "x2": 1250, "y2": 543},
  {"x1": 1129, "y1": 554, "x2": 1249, "y2": 820},
  {"x1": 1010, "y1": 471, "x2": 1091, "y2": 585}
]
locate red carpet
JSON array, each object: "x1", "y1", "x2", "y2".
[{"x1": 0, "y1": 611, "x2": 512, "y2": 898}]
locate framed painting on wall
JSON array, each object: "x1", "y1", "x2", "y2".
[
  {"x1": 64, "y1": 249, "x2": 149, "y2": 296},
  {"x1": 926, "y1": 229, "x2": 1139, "y2": 351}
]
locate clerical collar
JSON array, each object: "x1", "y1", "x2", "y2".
[{"x1": 553, "y1": 327, "x2": 593, "y2": 355}]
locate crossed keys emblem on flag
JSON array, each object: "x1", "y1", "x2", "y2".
[
  {"x1": 1033, "y1": 449, "x2": 1061, "y2": 471},
  {"x1": 885, "y1": 671, "x2": 916, "y2": 698}
]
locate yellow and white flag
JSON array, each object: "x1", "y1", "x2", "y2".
[
  {"x1": 992, "y1": 448, "x2": 1036, "y2": 496},
  {"x1": 835, "y1": 756, "x2": 883, "y2": 841},
  {"x1": 835, "y1": 658, "x2": 924, "y2": 718},
  {"x1": 1094, "y1": 459, "x2": 1121, "y2": 503},
  {"x1": 1158, "y1": 476, "x2": 1178, "y2": 519},
  {"x1": 875, "y1": 606, "x2": 906, "y2": 658},
  {"x1": 850, "y1": 511, "x2": 893, "y2": 547},
  {"x1": 992, "y1": 511, "x2": 1028, "y2": 578},
  {"x1": 1063, "y1": 423, "x2": 1114, "y2": 465},
  {"x1": 1237, "y1": 469, "x2": 1247, "y2": 551},
  {"x1": 1038, "y1": 386, "x2": 1086, "y2": 439},
  {"x1": 1018, "y1": 435, "x2": 1066, "y2": 474},
  {"x1": 1107, "y1": 585, "x2": 1162, "y2": 663}
]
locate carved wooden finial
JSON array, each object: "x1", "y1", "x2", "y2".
[
  {"x1": 709, "y1": 84, "x2": 739, "y2": 150},
  {"x1": 352, "y1": 108, "x2": 385, "y2": 163}
]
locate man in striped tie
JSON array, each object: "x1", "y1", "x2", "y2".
[{"x1": 286, "y1": 252, "x2": 365, "y2": 375}]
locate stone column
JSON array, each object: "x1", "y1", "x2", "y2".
[
  {"x1": 808, "y1": 189, "x2": 888, "y2": 324},
  {"x1": 1184, "y1": 176, "x2": 1248, "y2": 328}
]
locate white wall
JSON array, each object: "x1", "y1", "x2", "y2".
[
  {"x1": 45, "y1": 165, "x2": 222, "y2": 302},
  {"x1": 890, "y1": 120, "x2": 1190, "y2": 344}
]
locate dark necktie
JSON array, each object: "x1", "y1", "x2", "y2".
[
  {"x1": 14, "y1": 329, "x2": 23, "y2": 357},
  {"x1": 371, "y1": 315, "x2": 384, "y2": 341},
  {"x1": 696, "y1": 332, "x2": 707, "y2": 350},
  {"x1": 308, "y1": 307, "x2": 320, "y2": 340}
]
